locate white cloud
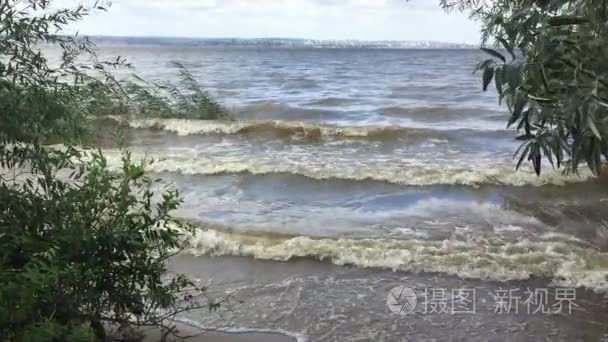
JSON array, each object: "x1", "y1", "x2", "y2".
[{"x1": 65, "y1": 0, "x2": 481, "y2": 43}]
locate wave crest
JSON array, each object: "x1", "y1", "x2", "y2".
[
  {"x1": 111, "y1": 117, "x2": 502, "y2": 142},
  {"x1": 184, "y1": 228, "x2": 608, "y2": 292},
  {"x1": 99, "y1": 150, "x2": 593, "y2": 187}
]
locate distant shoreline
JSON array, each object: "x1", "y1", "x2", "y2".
[{"x1": 86, "y1": 35, "x2": 478, "y2": 49}]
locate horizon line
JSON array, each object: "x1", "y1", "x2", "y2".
[{"x1": 84, "y1": 34, "x2": 479, "y2": 46}]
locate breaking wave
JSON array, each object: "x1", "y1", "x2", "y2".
[
  {"x1": 100, "y1": 151, "x2": 593, "y2": 187},
  {"x1": 183, "y1": 228, "x2": 608, "y2": 292},
  {"x1": 109, "y1": 116, "x2": 508, "y2": 142}
]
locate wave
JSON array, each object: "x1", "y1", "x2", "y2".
[
  {"x1": 176, "y1": 319, "x2": 307, "y2": 342},
  {"x1": 303, "y1": 97, "x2": 357, "y2": 107},
  {"x1": 230, "y1": 102, "x2": 346, "y2": 120},
  {"x1": 183, "y1": 228, "x2": 608, "y2": 292},
  {"x1": 381, "y1": 104, "x2": 508, "y2": 121},
  {"x1": 100, "y1": 150, "x2": 593, "y2": 187},
  {"x1": 234, "y1": 102, "x2": 293, "y2": 113},
  {"x1": 281, "y1": 78, "x2": 320, "y2": 90},
  {"x1": 108, "y1": 116, "x2": 505, "y2": 142}
]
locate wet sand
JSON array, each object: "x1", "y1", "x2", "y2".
[
  {"x1": 142, "y1": 324, "x2": 295, "y2": 342},
  {"x1": 165, "y1": 254, "x2": 608, "y2": 342}
]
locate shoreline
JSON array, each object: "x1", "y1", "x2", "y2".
[
  {"x1": 142, "y1": 323, "x2": 296, "y2": 342},
  {"x1": 163, "y1": 254, "x2": 608, "y2": 341}
]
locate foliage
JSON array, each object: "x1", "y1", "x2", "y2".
[
  {"x1": 84, "y1": 62, "x2": 228, "y2": 120},
  {"x1": 442, "y1": 0, "x2": 608, "y2": 175},
  {"x1": 120, "y1": 62, "x2": 228, "y2": 120},
  {"x1": 0, "y1": 0, "x2": 220, "y2": 340},
  {"x1": 0, "y1": 0, "x2": 113, "y2": 145},
  {"x1": 0, "y1": 149, "x2": 205, "y2": 341}
]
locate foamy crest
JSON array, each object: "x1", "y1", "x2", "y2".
[
  {"x1": 126, "y1": 118, "x2": 246, "y2": 136},
  {"x1": 184, "y1": 229, "x2": 608, "y2": 292},
  {"x1": 176, "y1": 318, "x2": 308, "y2": 342},
  {"x1": 110, "y1": 116, "x2": 465, "y2": 141},
  {"x1": 99, "y1": 150, "x2": 593, "y2": 187}
]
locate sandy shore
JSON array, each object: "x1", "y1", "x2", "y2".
[
  {"x1": 161, "y1": 254, "x2": 608, "y2": 341},
  {"x1": 142, "y1": 323, "x2": 295, "y2": 342}
]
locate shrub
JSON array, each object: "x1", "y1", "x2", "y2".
[
  {"x1": 0, "y1": 1, "x2": 216, "y2": 340},
  {"x1": 442, "y1": 0, "x2": 608, "y2": 175}
]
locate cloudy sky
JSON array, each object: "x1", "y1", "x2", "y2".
[{"x1": 66, "y1": 0, "x2": 481, "y2": 44}]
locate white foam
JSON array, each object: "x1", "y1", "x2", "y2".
[
  {"x1": 494, "y1": 225, "x2": 525, "y2": 233},
  {"x1": 98, "y1": 149, "x2": 593, "y2": 187},
  {"x1": 394, "y1": 228, "x2": 430, "y2": 239},
  {"x1": 109, "y1": 116, "x2": 499, "y2": 139},
  {"x1": 182, "y1": 228, "x2": 608, "y2": 293},
  {"x1": 176, "y1": 317, "x2": 308, "y2": 342},
  {"x1": 124, "y1": 117, "x2": 247, "y2": 136}
]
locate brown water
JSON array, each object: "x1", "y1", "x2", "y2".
[{"x1": 168, "y1": 255, "x2": 608, "y2": 341}]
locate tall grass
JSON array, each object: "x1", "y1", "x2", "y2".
[{"x1": 78, "y1": 61, "x2": 230, "y2": 120}]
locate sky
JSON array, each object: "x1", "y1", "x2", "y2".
[{"x1": 62, "y1": 0, "x2": 481, "y2": 44}]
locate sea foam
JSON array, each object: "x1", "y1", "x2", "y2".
[
  {"x1": 183, "y1": 228, "x2": 608, "y2": 293},
  {"x1": 98, "y1": 149, "x2": 593, "y2": 187}
]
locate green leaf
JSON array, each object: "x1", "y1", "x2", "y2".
[
  {"x1": 494, "y1": 67, "x2": 504, "y2": 99},
  {"x1": 540, "y1": 67, "x2": 550, "y2": 92},
  {"x1": 547, "y1": 16, "x2": 589, "y2": 26},
  {"x1": 532, "y1": 144, "x2": 542, "y2": 175},
  {"x1": 514, "y1": 91, "x2": 528, "y2": 118},
  {"x1": 480, "y1": 47, "x2": 506, "y2": 63},
  {"x1": 475, "y1": 59, "x2": 494, "y2": 72},
  {"x1": 593, "y1": 97, "x2": 608, "y2": 108},
  {"x1": 540, "y1": 141, "x2": 555, "y2": 168},
  {"x1": 587, "y1": 116, "x2": 602, "y2": 140},
  {"x1": 515, "y1": 143, "x2": 531, "y2": 170},
  {"x1": 516, "y1": 134, "x2": 534, "y2": 141},
  {"x1": 497, "y1": 38, "x2": 515, "y2": 60},
  {"x1": 528, "y1": 95, "x2": 554, "y2": 103},
  {"x1": 482, "y1": 67, "x2": 495, "y2": 91},
  {"x1": 503, "y1": 64, "x2": 521, "y2": 89}
]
